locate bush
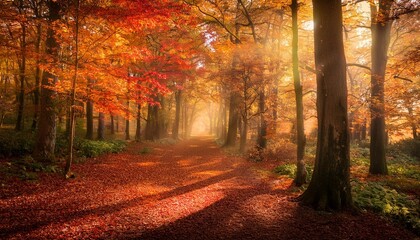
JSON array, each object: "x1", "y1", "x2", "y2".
[
  {"x1": 247, "y1": 145, "x2": 264, "y2": 162},
  {"x1": 74, "y1": 139, "x2": 126, "y2": 158},
  {"x1": 262, "y1": 139, "x2": 297, "y2": 161},
  {"x1": 0, "y1": 130, "x2": 34, "y2": 157},
  {"x1": 352, "y1": 180, "x2": 420, "y2": 233},
  {"x1": 274, "y1": 164, "x2": 296, "y2": 178},
  {"x1": 388, "y1": 138, "x2": 420, "y2": 161}
]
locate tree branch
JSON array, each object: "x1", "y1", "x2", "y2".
[
  {"x1": 346, "y1": 63, "x2": 371, "y2": 71},
  {"x1": 394, "y1": 75, "x2": 413, "y2": 82}
]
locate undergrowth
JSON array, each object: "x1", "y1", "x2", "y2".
[
  {"x1": 0, "y1": 130, "x2": 127, "y2": 180},
  {"x1": 0, "y1": 130, "x2": 34, "y2": 157},
  {"x1": 74, "y1": 139, "x2": 126, "y2": 158},
  {"x1": 352, "y1": 180, "x2": 419, "y2": 234}
]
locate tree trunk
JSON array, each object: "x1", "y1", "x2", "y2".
[
  {"x1": 158, "y1": 96, "x2": 168, "y2": 138},
  {"x1": 97, "y1": 112, "x2": 105, "y2": 140},
  {"x1": 32, "y1": 23, "x2": 42, "y2": 131},
  {"x1": 85, "y1": 99, "x2": 94, "y2": 139},
  {"x1": 369, "y1": 0, "x2": 392, "y2": 175},
  {"x1": 172, "y1": 90, "x2": 181, "y2": 139},
  {"x1": 65, "y1": 0, "x2": 80, "y2": 177},
  {"x1": 225, "y1": 93, "x2": 240, "y2": 147},
  {"x1": 125, "y1": 100, "x2": 130, "y2": 140},
  {"x1": 257, "y1": 88, "x2": 267, "y2": 149},
  {"x1": 239, "y1": 118, "x2": 248, "y2": 153},
  {"x1": 85, "y1": 78, "x2": 94, "y2": 139},
  {"x1": 110, "y1": 114, "x2": 115, "y2": 135},
  {"x1": 145, "y1": 103, "x2": 159, "y2": 140},
  {"x1": 298, "y1": 0, "x2": 352, "y2": 210},
  {"x1": 135, "y1": 104, "x2": 141, "y2": 141},
  {"x1": 15, "y1": 22, "x2": 26, "y2": 131},
  {"x1": 33, "y1": 0, "x2": 60, "y2": 163},
  {"x1": 291, "y1": 0, "x2": 307, "y2": 186}
]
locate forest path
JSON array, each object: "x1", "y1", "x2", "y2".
[{"x1": 0, "y1": 137, "x2": 416, "y2": 239}]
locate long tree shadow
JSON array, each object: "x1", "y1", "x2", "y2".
[
  {"x1": 0, "y1": 164, "x2": 248, "y2": 238},
  {"x1": 122, "y1": 182, "x2": 289, "y2": 240}
]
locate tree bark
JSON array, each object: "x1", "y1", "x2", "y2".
[
  {"x1": 172, "y1": 90, "x2": 181, "y2": 139},
  {"x1": 65, "y1": 0, "x2": 80, "y2": 177},
  {"x1": 369, "y1": 0, "x2": 392, "y2": 175},
  {"x1": 298, "y1": 0, "x2": 352, "y2": 210},
  {"x1": 15, "y1": 20, "x2": 26, "y2": 131},
  {"x1": 97, "y1": 112, "x2": 105, "y2": 140},
  {"x1": 225, "y1": 93, "x2": 240, "y2": 146},
  {"x1": 85, "y1": 101, "x2": 93, "y2": 139},
  {"x1": 257, "y1": 88, "x2": 267, "y2": 148},
  {"x1": 33, "y1": 0, "x2": 60, "y2": 163},
  {"x1": 85, "y1": 78, "x2": 94, "y2": 139},
  {"x1": 125, "y1": 100, "x2": 130, "y2": 140},
  {"x1": 239, "y1": 118, "x2": 248, "y2": 153},
  {"x1": 135, "y1": 104, "x2": 141, "y2": 141},
  {"x1": 145, "y1": 103, "x2": 159, "y2": 140},
  {"x1": 32, "y1": 23, "x2": 42, "y2": 131},
  {"x1": 291, "y1": 0, "x2": 307, "y2": 186},
  {"x1": 110, "y1": 114, "x2": 115, "y2": 135}
]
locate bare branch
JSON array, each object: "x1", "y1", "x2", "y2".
[
  {"x1": 394, "y1": 75, "x2": 413, "y2": 82},
  {"x1": 346, "y1": 63, "x2": 371, "y2": 71}
]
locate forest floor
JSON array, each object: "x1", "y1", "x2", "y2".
[{"x1": 0, "y1": 136, "x2": 418, "y2": 240}]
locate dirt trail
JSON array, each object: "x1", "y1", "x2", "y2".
[{"x1": 0, "y1": 137, "x2": 416, "y2": 239}]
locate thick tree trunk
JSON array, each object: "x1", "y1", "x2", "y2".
[
  {"x1": 33, "y1": 0, "x2": 60, "y2": 163},
  {"x1": 369, "y1": 0, "x2": 392, "y2": 175},
  {"x1": 291, "y1": 0, "x2": 307, "y2": 186},
  {"x1": 15, "y1": 22, "x2": 26, "y2": 131},
  {"x1": 97, "y1": 112, "x2": 105, "y2": 140},
  {"x1": 172, "y1": 90, "x2": 181, "y2": 139},
  {"x1": 225, "y1": 93, "x2": 240, "y2": 147},
  {"x1": 135, "y1": 104, "x2": 141, "y2": 141},
  {"x1": 145, "y1": 103, "x2": 159, "y2": 140},
  {"x1": 298, "y1": 0, "x2": 352, "y2": 210}
]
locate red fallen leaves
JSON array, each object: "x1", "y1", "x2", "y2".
[{"x1": 0, "y1": 137, "x2": 417, "y2": 240}]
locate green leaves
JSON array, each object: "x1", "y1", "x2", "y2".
[
  {"x1": 74, "y1": 139, "x2": 126, "y2": 158},
  {"x1": 352, "y1": 180, "x2": 420, "y2": 233}
]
